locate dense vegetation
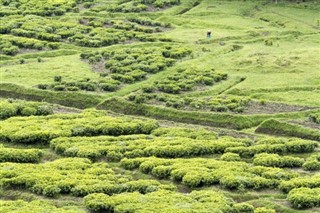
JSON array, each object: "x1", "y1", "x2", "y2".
[{"x1": 0, "y1": 0, "x2": 319, "y2": 212}]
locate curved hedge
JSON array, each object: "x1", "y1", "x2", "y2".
[
  {"x1": 50, "y1": 135, "x2": 247, "y2": 161},
  {"x1": 256, "y1": 119, "x2": 320, "y2": 141},
  {"x1": 120, "y1": 157, "x2": 297, "y2": 190},
  {"x1": 0, "y1": 158, "x2": 175, "y2": 197},
  {"x1": 0, "y1": 110, "x2": 159, "y2": 144},
  {"x1": 0, "y1": 145, "x2": 42, "y2": 163},
  {"x1": 0, "y1": 200, "x2": 85, "y2": 213},
  {"x1": 288, "y1": 187, "x2": 320, "y2": 209},
  {"x1": 0, "y1": 99, "x2": 53, "y2": 119},
  {"x1": 84, "y1": 190, "x2": 240, "y2": 213}
]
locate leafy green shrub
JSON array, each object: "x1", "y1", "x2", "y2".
[
  {"x1": 0, "y1": 158, "x2": 174, "y2": 197},
  {"x1": 0, "y1": 146, "x2": 42, "y2": 163},
  {"x1": 84, "y1": 190, "x2": 237, "y2": 212},
  {"x1": 0, "y1": 110, "x2": 158, "y2": 144},
  {"x1": 0, "y1": 200, "x2": 85, "y2": 212},
  {"x1": 303, "y1": 153, "x2": 320, "y2": 171},
  {"x1": 288, "y1": 187, "x2": 320, "y2": 209},
  {"x1": 253, "y1": 153, "x2": 304, "y2": 168},
  {"x1": 221, "y1": 152, "x2": 241, "y2": 161},
  {"x1": 254, "y1": 207, "x2": 276, "y2": 213},
  {"x1": 21, "y1": 107, "x2": 37, "y2": 116},
  {"x1": 256, "y1": 119, "x2": 320, "y2": 141},
  {"x1": 279, "y1": 175, "x2": 320, "y2": 193}
]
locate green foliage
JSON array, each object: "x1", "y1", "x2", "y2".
[
  {"x1": 98, "y1": 98, "x2": 259, "y2": 130},
  {"x1": 84, "y1": 190, "x2": 238, "y2": 213},
  {"x1": 121, "y1": 157, "x2": 297, "y2": 190},
  {"x1": 0, "y1": 83, "x2": 102, "y2": 109},
  {"x1": 129, "y1": 93, "x2": 250, "y2": 113},
  {"x1": 221, "y1": 152, "x2": 241, "y2": 161},
  {"x1": 0, "y1": 110, "x2": 159, "y2": 144},
  {"x1": 50, "y1": 135, "x2": 247, "y2": 161},
  {"x1": 0, "y1": 158, "x2": 175, "y2": 197},
  {"x1": 253, "y1": 153, "x2": 304, "y2": 168},
  {"x1": 151, "y1": 127, "x2": 218, "y2": 140},
  {"x1": 80, "y1": 46, "x2": 190, "y2": 86},
  {"x1": 0, "y1": 99, "x2": 53, "y2": 119},
  {"x1": 279, "y1": 174, "x2": 320, "y2": 193},
  {"x1": 256, "y1": 119, "x2": 320, "y2": 141},
  {"x1": 108, "y1": 0, "x2": 181, "y2": 13},
  {"x1": 0, "y1": 200, "x2": 85, "y2": 213},
  {"x1": 0, "y1": 145, "x2": 42, "y2": 163},
  {"x1": 154, "y1": 66, "x2": 227, "y2": 93},
  {"x1": 288, "y1": 187, "x2": 320, "y2": 209},
  {"x1": 309, "y1": 113, "x2": 320, "y2": 124},
  {"x1": 302, "y1": 153, "x2": 320, "y2": 171},
  {"x1": 254, "y1": 207, "x2": 276, "y2": 213},
  {"x1": 226, "y1": 138, "x2": 317, "y2": 157}
]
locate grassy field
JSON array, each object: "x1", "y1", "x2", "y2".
[{"x1": 0, "y1": 0, "x2": 319, "y2": 212}]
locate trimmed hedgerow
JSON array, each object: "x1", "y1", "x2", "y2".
[
  {"x1": 0, "y1": 99, "x2": 53, "y2": 119},
  {"x1": 253, "y1": 153, "x2": 304, "y2": 168},
  {"x1": 279, "y1": 174, "x2": 320, "y2": 193},
  {"x1": 287, "y1": 187, "x2": 320, "y2": 209},
  {"x1": 0, "y1": 200, "x2": 85, "y2": 213},
  {"x1": 302, "y1": 153, "x2": 320, "y2": 171},
  {"x1": 0, "y1": 158, "x2": 176, "y2": 197},
  {"x1": 84, "y1": 190, "x2": 244, "y2": 213},
  {"x1": 50, "y1": 135, "x2": 247, "y2": 161},
  {"x1": 0, "y1": 145, "x2": 42, "y2": 163},
  {"x1": 256, "y1": 119, "x2": 320, "y2": 141},
  {"x1": 120, "y1": 157, "x2": 298, "y2": 190},
  {"x1": 0, "y1": 110, "x2": 159, "y2": 144}
]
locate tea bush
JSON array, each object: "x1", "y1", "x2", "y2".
[
  {"x1": 0, "y1": 110, "x2": 159, "y2": 144},
  {"x1": 0, "y1": 145, "x2": 42, "y2": 163},
  {"x1": 84, "y1": 190, "x2": 239, "y2": 213},
  {"x1": 0, "y1": 200, "x2": 85, "y2": 213},
  {"x1": 50, "y1": 135, "x2": 247, "y2": 161},
  {"x1": 288, "y1": 187, "x2": 320, "y2": 209},
  {"x1": 253, "y1": 153, "x2": 304, "y2": 168},
  {"x1": 121, "y1": 157, "x2": 297, "y2": 190},
  {"x1": 0, "y1": 158, "x2": 175, "y2": 197},
  {"x1": 0, "y1": 99, "x2": 53, "y2": 119}
]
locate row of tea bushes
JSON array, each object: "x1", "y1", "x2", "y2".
[
  {"x1": 153, "y1": 67, "x2": 227, "y2": 94},
  {"x1": 108, "y1": 0, "x2": 181, "y2": 13},
  {"x1": 253, "y1": 153, "x2": 304, "y2": 168},
  {"x1": 302, "y1": 153, "x2": 320, "y2": 171},
  {"x1": 128, "y1": 92, "x2": 250, "y2": 113},
  {"x1": 288, "y1": 187, "x2": 320, "y2": 209},
  {"x1": 0, "y1": 14, "x2": 168, "y2": 55},
  {"x1": 0, "y1": 158, "x2": 176, "y2": 197},
  {"x1": 0, "y1": 99, "x2": 53, "y2": 119},
  {"x1": 120, "y1": 157, "x2": 298, "y2": 189},
  {"x1": 0, "y1": 110, "x2": 159, "y2": 144},
  {"x1": 0, "y1": 0, "x2": 91, "y2": 16},
  {"x1": 37, "y1": 77, "x2": 121, "y2": 93},
  {"x1": 50, "y1": 135, "x2": 248, "y2": 161},
  {"x1": 84, "y1": 190, "x2": 256, "y2": 213},
  {"x1": 0, "y1": 145, "x2": 42, "y2": 163},
  {"x1": 151, "y1": 127, "x2": 218, "y2": 140},
  {"x1": 0, "y1": 200, "x2": 85, "y2": 213},
  {"x1": 80, "y1": 46, "x2": 191, "y2": 85},
  {"x1": 225, "y1": 138, "x2": 317, "y2": 157},
  {"x1": 279, "y1": 174, "x2": 320, "y2": 193},
  {"x1": 256, "y1": 119, "x2": 320, "y2": 141}
]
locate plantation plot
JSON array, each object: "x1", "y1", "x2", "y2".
[
  {"x1": 84, "y1": 190, "x2": 249, "y2": 213},
  {"x1": 0, "y1": 110, "x2": 158, "y2": 144},
  {"x1": 0, "y1": 158, "x2": 176, "y2": 197},
  {"x1": 50, "y1": 135, "x2": 248, "y2": 160},
  {"x1": 0, "y1": 99, "x2": 53, "y2": 119},
  {"x1": 0, "y1": 199, "x2": 85, "y2": 213},
  {"x1": 121, "y1": 157, "x2": 300, "y2": 189}
]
